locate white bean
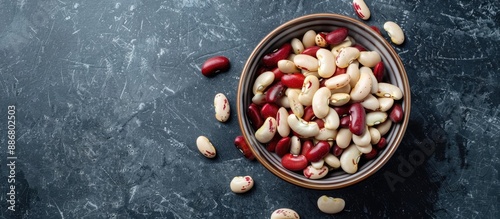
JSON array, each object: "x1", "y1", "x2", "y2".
[
  {"x1": 290, "y1": 136, "x2": 301, "y2": 155},
  {"x1": 329, "y1": 93, "x2": 351, "y2": 106},
  {"x1": 291, "y1": 37, "x2": 305, "y2": 54},
  {"x1": 350, "y1": 67, "x2": 372, "y2": 101},
  {"x1": 324, "y1": 74, "x2": 351, "y2": 90},
  {"x1": 352, "y1": 125, "x2": 371, "y2": 146},
  {"x1": 384, "y1": 21, "x2": 405, "y2": 45},
  {"x1": 340, "y1": 144, "x2": 362, "y2": 174},
  {"x1": 324, "y1": 107, "x2": 340, "y2": 130},
  {"x1": 287, "y1": 88, "x2": 304, "y2": 118},
  {"x1": 317, "y1": 195, "x2": 345, "y2": 214},
  {"x1": 378, "y1": 97, "x2": 394, "y2": 112},
  {"x1": 278, "y1": 59, "x2": 299, "y2": 73},
  {"x1": 312, "y1": 87, "x2": 331, "y2": 119},
  {"x1": 252, "y1": 71, "x2": 274, "y2": 94},
  {"x1": 360, "y1": 94, "x2": 379, "y2": 111},
  {"x1": 302, "y1": 29, "x2": 317, "y2": 48},
  {"x1": 294, "y1": 54, "x2": 319, "y2": 71},
  {"x1": 336, "y1": 128, "x2": 352, "y2": 149},
  {"x1": 358, "y1": 51, "x2": 381, "y2": 68},
  {"x1": 316, "y1": 48, "x2": 336, "y2": 78},
  {"x1": 315, "y1": 127, "x2": 337, "y2": 141},
  {"x1": 324, "y1": 153, "x2": 341, "y2": 169},
  {"x1": 287, "y1": 114, "x2": 320, "y2": 138},
  {"x1": 336, "y1": 47, "x2": 360, "y2": 68},
  {"x1": 376, "y1": 82, "x2": 403, "y2": 100},
  {"x1": 366, "y1": 111, "x2": 388, "y2": 126}
]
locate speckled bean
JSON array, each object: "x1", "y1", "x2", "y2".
[
  {"x1": 255, "y1": 117, "x2": 277, "y2": 143},
  {"x1": 196, "y1": 136, "x2": 217, "y2": 158},
  {"x1": 303, "y1": 165, "x2": 329, "y2": 179},
  {"x1": 230, "y1": 176, "x2": 254, "y2": 193},
  {"x1": 271, "y1": 208, "x2": 300, "y2": 219},
  {"x1": 214, "y1": 93, "x2": 230, "y2": 122}
]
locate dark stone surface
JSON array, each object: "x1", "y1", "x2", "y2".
[{"x1": 0, "y1": 0, "x2": 499, "y2": 218}]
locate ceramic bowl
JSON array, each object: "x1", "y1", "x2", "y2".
[{"x1": 237, "y1": 13, "x2": 410, "y2": 190}]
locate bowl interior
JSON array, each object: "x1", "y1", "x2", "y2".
[{"x1": 237, "y1": 13, "x2": 410, "y2": 190}]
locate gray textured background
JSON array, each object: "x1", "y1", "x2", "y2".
[{"x1": 0, "y1": 0, "x2": 499, "y2": 218}]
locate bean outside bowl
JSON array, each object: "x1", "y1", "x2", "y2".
[{"x1": 237, "y1": 13, "x2": 411, "y2": 190}]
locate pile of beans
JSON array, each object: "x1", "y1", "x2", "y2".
[{"x1": 246, "y1": 27, "x2": 404, "y2": 179}]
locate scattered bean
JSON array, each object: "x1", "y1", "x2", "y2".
[
  {"x1": 353, "y1": 0, "x2": 371, "y2": 20},
  {"x1": 196, "y1": 136, "x2": 217, "y2": 158},
  {"x1": 271, "y1": 208, "x2": 300, "y2": 219},
  {"x1": 317, "y1": 195, "x2": 345, "y2": 214},
  {"x1": 214, "y1": 93, "x2": 230, "y2": 122},
  {"x1": 383, "y1": 21, "x2": 405, "y2": 45},
  {"x1": 230, "y1": 176, "x2": 254, "y2": 193},
  {"x1": 201, "y1": 56, "x2": 230, "y2": 77}
]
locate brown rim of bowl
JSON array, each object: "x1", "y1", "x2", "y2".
[{"x1": 237, "y1": 13, "x2": 411, "y2": 190}]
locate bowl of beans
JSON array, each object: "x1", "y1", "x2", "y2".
[{"x1": 236, "y1": 13, "x2": 410, "y2": 190}]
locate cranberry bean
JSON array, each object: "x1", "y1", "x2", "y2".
[
  {"x1": 260, "y1": 103, "x2": 279, "y2": 119},
  {"x1": 196, "y1": 136, "x2": 217, "y2": 158},
  {"x1": 353, "y1": 0, "x2": 371, "y2": 20},
  {"x1": 281, "y1": 154, "x2": 308, "y2": 171},
  {"x1": 305, "y1": 141, "x2": 330, "y2": 162},
  {"x1": 303, "y1": 165, "x2": 329, "y2": 179},
  {"x1": 271, "y1": 208, "x2": 300, "y2": 219},
  {"x1": 389, "y1": 103, "x2": 404, "y2": 123},
  {"x1": 247, "y1": 103, "x2": 264, "y2": 130},
  {"x1": 373, "y1": 61, "x2": 385, "y2": 82},
  {"x1": 201, "y1": 56, "x2": 230, "y2": 77},
  {"x1": 262, "y1": 43, "x2": 292, "y2": 67},
  {"x1": 266, "y1": 81, "x2": 286, "y2": 103},
  {"x1": 255, "y1": 117, "x2": 277, "y2": 143},
  {"x1": 275, "y1": 137, "x2": 292, "y2": 157},
  {"x1": 214, "y1": 93, "x2": 230, "y2": 122},
  {"x1": 230, "y1": 176, "x2": 254, "y2": 193},
  {"x1": 234, "y1": 135, "x2": 255, "y2": 160},
  {"x1": 349, "y1": 103, "x2": 366, "y2": 136},
  {"x1": 301, "y1": 46, "x2": 321, "y2": 57},
  {"x1": 325, "y1": 27, "x2": 349, "y2": 45},
  {"x1": 315, "y1": 32, "x2": 328, "y2": 47},
  {"x1": 281, "y1": 73, "x2": 305, "y2": 89},
  {"x1": 276, "y1": 107, "x2": 290, "y2": 137}
]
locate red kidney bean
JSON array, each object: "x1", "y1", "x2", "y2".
[
  {"x1": 260, "y1": 103, "x2": 279, "y2": 119},
  {"x1": 305, "y1": 141, "x2": 330, "y2": 162},
  {"x1": 389, "y1": 103, "x2": 404, "y2": 123},
  {"x1": 256, "y1": 66, "x2": 269, "y2": 75},
  {"x1": 352, "y1": 44, "x2": 367, "y2": 52},
  {"x1": 275, "y1": 137, "x2": 292, "y2": 157},
  {"x1": 314, "y1": 118, "x2": 325, "y2": 129},
  {"x1": 349, "y1": 103, "x2": 366, "y2": 136},
  {"x1": 265, "y1": 81, "x2": 286, "y2": 103},
  {"x1": 247, "y1": 103, "x2": 264, "y2": 130},
  {"x1": 332, "y1": 67, "x2": 347, "y2": 77},
  {"x1": 234, "y1": 135, "x2": 255, "y2": 160},
  {"x1": 281, "y1": 73, "x2": 305, "y2": 88},
  {"x1": 376, "y1": 137, "x2": 387, "y2": 150},
  {"x1": 370, "y1": 26, "x2": 382, "y2": 35},
  {"x1": 325, "y1": 27, "x2": 349, "y2": 45},
  {"x1": 333, "y1": 105, "x2": 351, "y2": 117},
  {"x1": 302, "y1": 106, "x2": 315, "y2": 121},
  {"x1": 271, "y1": 67, "x2": 285, "y2": 81},
  {"x1": 300, "y1": 140, "x2": 314, "y2": 156},
  {"x1": 339, "y1": 116, "x2": 351, "y2": 129},
  {"x1": 301, "y1": 46, "x2": 321, "y2": 57},
  {"x1": 266, "y1": 135, "x2": 281, "y2": 152},
  {"x1": 362, "y1": 148, "x2": 378, "y2": 160},
  {"x1": 373, "y1": 61, "x2": 385, "y2": 82},
  {"x1": 332, "y1": 144, "x2": 344, "y2": 157},
  {"x1": 201, "y1": 56, "x2": 230, "y2": 77},
  {"x1": 281, "y1": 154, "x2": 308, "y2": 171},
  {"x1": 262, "y1": 43, "x2": 292, "y2": 67}
]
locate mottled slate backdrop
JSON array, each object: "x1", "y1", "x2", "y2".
[{"x1": 0, "y1": 0, "x2": 499, "y2": 218}]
